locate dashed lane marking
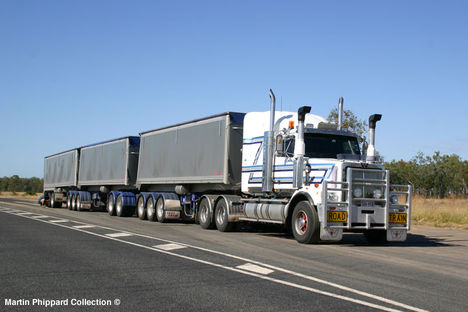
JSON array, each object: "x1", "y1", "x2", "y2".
[
  {"x1": 49, "y1": 219, "x2": 70, "y2": 223},
  {"x1": 153, "y1": 243, "x2": 187, "y2": 251},
  {"x1": 106, "y1": 232, "x2": 133, "y2": 238},
  {"x1": 236, "y1": 263, "x2": 274, "y2": 275},
  {"x1": 31, "y1": 215, "x2": 50, "y2": 219},
  {"x1": 73, "y1": 224, "x2": 97, "y2": 229}
]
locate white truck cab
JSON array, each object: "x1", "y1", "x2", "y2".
[{"x1": 239, "y1": 90, "x2": 411, "y2": 243}]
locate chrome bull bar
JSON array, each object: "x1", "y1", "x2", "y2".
[{"x1": 321, "y1": 167, "x2": 411, "y2": 230}]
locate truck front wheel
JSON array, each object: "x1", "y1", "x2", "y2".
[{"x1": 291, "y1": 201, "x2": 320, "y2": 244}]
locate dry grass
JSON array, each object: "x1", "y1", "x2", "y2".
[
  {"x1": 412, "y1": 196, "x2": 468, "y2": 229},
  {"x1": 0, "y1": 191, "x2": 40, "y2": 201}
]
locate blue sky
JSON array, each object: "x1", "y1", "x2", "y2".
[{"x1": 1, "y1": 0, "x2": 467, "y2": 178}]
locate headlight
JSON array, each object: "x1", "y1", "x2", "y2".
[
  {"x1": 373, "y1": 189, "x2": 383, "y2": 199},
  {"x1": 305, "y1": 164, "x2": 311, "y2": 173},
  {"x1": 328, "y1": 192, "x2": 338, "y2": 202},
  {"x1": 353, "y1": 188, "x2": 362, "y2": 198},
  {"x1": 390, "y1": 194, "x2": 399, "y2": 204}
]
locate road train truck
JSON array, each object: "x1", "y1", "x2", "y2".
[{"x1": 43, "y1": 90, "x2": 411, "y2": 243}]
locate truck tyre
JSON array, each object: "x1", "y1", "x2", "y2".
[
  {"x1": 116, "y1": 194, "x2": 125, "y2": 217},
  {"x1": 156, "y1": 197, "x2": 166, "y2": 223},
  {"x1": 199, "y1": 198, "x2": 215, "y2": 229},
  {"x1": 291, "y1": 201, "x2": 320, "y2": 244},
  {"x1": 76, "y1": 194, "x2": 82, "y2": 211},
  {"x1": 50, "y1": 192, "x2": 59, "y2": 208},
  {"x1": 107, "y1": 194, "x2": 116, "y2": 216},
  {"x1": 137, "y1": 196, "x2": 146, "y2": 220},
  {"x1": 364, "y1": 230, "x2": 387, "y2": 244},
  {"x1": 146, "y1": 197, "x2": 157, "y2": 222},
  {"x1": 71, "y1": 194, "x2": 77, "y2": 211},
  {"x1": 215, "y1": 200, "x2": 234, "y2": 232},
  {"x1": 67, "y1": 194, "x2": 72, "y2": 210}
]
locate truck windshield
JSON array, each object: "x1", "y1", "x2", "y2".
[{"x1": 304, "y1": 133, "x2": 360, "y2": 159}]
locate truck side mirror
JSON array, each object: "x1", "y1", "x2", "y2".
[{"x1": 276, "y1": 135, "x2": 284, "y2": 155}]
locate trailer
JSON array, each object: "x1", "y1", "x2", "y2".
[
  {"x1": 44, "y1": 136, "x2": 140, "y2": 215},
  {"x1": 43, "y1": 90, "x2": 412, "y2": 244},
  {"x1": 43, "y1": 149, "x2": 79, "y2": 207},
  {"x1": 135, "y1": 112, "x2": 244, "y2": 223}
]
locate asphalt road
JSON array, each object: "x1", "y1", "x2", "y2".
[{"x1": 0, "y1": 198, "x2": 467, "y2": 312}]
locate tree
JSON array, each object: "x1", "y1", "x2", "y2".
[{"x1": 327, "y1": 108, "x2": 368, "y2": 137}]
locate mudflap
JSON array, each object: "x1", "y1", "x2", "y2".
[
  {"x1": 387, "y1": 229, "x2": 407, "y2": 242},
  {"x1": 320, "y1": 227, "x2": 343, "y2": 241}
]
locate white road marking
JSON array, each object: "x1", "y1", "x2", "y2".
[
  {"x1": 16, "y1": 212, "x2": 35, "y2": 215},
  {"x1": 49, "y1": 219, "x2": 69, "y2": 223},
  {"x1": 106, "y1": 232, "x2": 133, "y2": 238},
  {"x1": 153, "y1": 243, "x2": 187, "y2": 251},
  {"x1": 31, "y1": 215, "x2": 49, "y2": 219},
  {"x1": 236, "y1": 263, "x2": 274, "y2": 275},
  {"x1": 0, "y1": 208, "x2": 427, "y2": 312},
  {"x1": 73, "y1": 224, "x2": 97, "y2": 229}
]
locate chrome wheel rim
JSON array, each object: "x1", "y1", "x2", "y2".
[
  {"x1": 216, "y1": 205, "x2": 225, "y2": 226},
  {"x1": 156, "y1": 198, "x2": 164, "y2": 220},
  {"x1": 108, "y1": 196, "x2": 114, "y2": 213},
  {"x1": 116, "y1": 197, "x2": 123, "y2": 214},
  {"x1": 200, "y1": 204, "x2": 208, "y2": 224},
  {"x1": 137, "y1": 198, "x2": 145, "y2": 218},
  {"x1": 76, "y1": 196, "x2": 80, "y2": 210},
  {"x1": 71, "y1": 195, "x2": 76, "y2": 210},
  {"x1": 295, "y1": 211, "x2": 308, "y2": 235},
  {"x1": 146, "y1": 199, "x2": 154, "y2": 219}
]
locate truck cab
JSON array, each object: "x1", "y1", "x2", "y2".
[{"x1": 240, "y1": 92, "x2": 411, "y2": 243}]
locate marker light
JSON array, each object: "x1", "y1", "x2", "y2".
[{"x1": 289, "y1": 121, "x2": 294, "y2": 129}]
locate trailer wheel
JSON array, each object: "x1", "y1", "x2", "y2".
[
  {"x1": 364, "y1": 230, "x2": 387, "y2": 244},
  {"x1": 156, "y1": 197, "x2": 166, "y2": 223},
  {"x1": 76, "y1": 194, "x2": 82, "y2": 211},
  {"x1": 291, "y1": 200, "x2": 320, "y2": 244},
  {"x1": 67, "y1": 194, "x2": 72, "y2": 210},
  {"x1": 107, "y1": 194, "x2": 116, "y2": 216},
  {"x1": 146, "y1": 197, "x2": 157, "y2": 221},
  {"x1": 115, "y1": 194, "x2": 125, "y2": 217},
  {"x1": 199, "y1": 198, "x2": 215, "y2": 229},
  {"x1": 137, "y1": 196, "x2": 146, "y2": 220},
  {"x1": 215, "y1": 199, "x2": 234, "y2": 232},
  {"x1": 71, "y1": 194, "x2": 77, "y2": 211},
  {"x1": 50, "y1": 192, "x2": 58, "y2": 208}
]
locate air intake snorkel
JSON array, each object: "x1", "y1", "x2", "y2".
[
  {"x1": 293, "y1": 105, "x2": 311, "y2": 188},
  {"x1": 366, "y1": 114, "x2": 382, "y2": 162}
]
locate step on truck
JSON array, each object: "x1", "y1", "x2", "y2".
[{"x1": 43, "y1": 90, "x2": 411, "y2": 243}]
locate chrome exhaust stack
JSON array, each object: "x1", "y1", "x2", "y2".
[
  {"x1": 262, "y1": 89, "x2": 276, "y2": 193},
  {"x1": 367, "y1": 114, "x2": 382, "y2": 161},
  {"x1": 293, "y1": 105, "x2": 311, "y2": 188},
  {"x1": 338, "y1": 97, "x2": 344, "y2": 131}
]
